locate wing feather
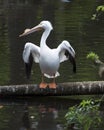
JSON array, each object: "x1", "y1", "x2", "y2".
[
  {"x1": 23, "y1": 42, "x2": 40, "y2": 78},
  {"x1": 65, "y1": 50, "x2": 76, "y2": 73},
  {"x1": 58, "y1": 40, "x2": 76, "y2": 73},
  {"x1": 25, "y1": 53, "x2": 33, "y2": 78}
]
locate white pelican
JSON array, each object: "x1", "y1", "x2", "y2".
[{"x1": 19, "y1": 21, "x2": 76, "y2": 89}]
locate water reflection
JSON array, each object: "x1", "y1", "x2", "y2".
[
  {"x1": 21, "y1": 105, "x2": 59, "y2": 130},
  {"x1": 0, "y1": 97, "x2": 78, "y2": 130},
  {"x1": 21, "y1": 105, "x2": 30, "y2": 130},
  {"x1": 61, "y1": 0, "x2": 71, "y2": 3}
]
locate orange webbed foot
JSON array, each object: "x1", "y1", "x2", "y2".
[
  {"x1": 39, "y1": 82, "x2": 48, "y2": 89},
  {"x1": 48, "y1": 83, "x2": 57, "y2": 89}
]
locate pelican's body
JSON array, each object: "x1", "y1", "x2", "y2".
[
  {"x1": 20, "y1": 21, "x2": 76, "y2": 88},
  {"x1": 40, "y1": 47, "x2": 60, "y2": 78}
]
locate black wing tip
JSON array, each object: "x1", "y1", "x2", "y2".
[
  {"x1": 67, "y1": 52, "x2": 76, "y2": 73},
  {"x1": 73, "y1": 64, "x2": 76, "y2": 73},
  {"x1": 24, "y1": 53, "x2": 33, "y2": 79},
  {"x1": 65, "y1": 50, "x2": 77, "y2": 73},
  {"x1": 25, "y1": 63, "x2": 31, "y2": 79},
  {"x1": 73, "y1": 58, "x2": 76, "y2": 73}
]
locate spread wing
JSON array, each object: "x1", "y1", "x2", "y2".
[
  {"x1": 58, "y1": 40, "x2": 76, "y2": 73},
  {"x1": 23, "y1": 42, "x2": 40, "y2": 78}
]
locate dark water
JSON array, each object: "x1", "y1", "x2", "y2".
[
  {"x1": 0, "y1": 97, "x2": 80, "y2": 130},
  {"x1": 0, "y1": 96, "x2": 104, "y2": 130},
  {"x1": 0, "y1": 0, "x2": 104, "y2": 130},
  {"x1": 0, "y1": 0, "x2": 104, "y2": 85}
]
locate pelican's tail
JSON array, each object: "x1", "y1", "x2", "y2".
[{"x1": 44, "y1": 72, "x2": 60, "y2": 78}]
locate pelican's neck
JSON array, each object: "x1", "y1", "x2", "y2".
[{"x1": 40, "y1": 29, "x2": 51, "y2": 48}]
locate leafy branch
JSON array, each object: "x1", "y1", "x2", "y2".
[
  {"x1": 65, "y1": 99, "x2": 102, "y2": 130},
  {"x1": 91, "y1": 5, "x2": 104, "y2": 21},
  {"x1": 86, "y1": 52, "x2": 104, "y2": 78},
  {"x1": 86, "y1": 52, "x2": 99, "y2": 61}
]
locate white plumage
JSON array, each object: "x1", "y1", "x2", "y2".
[{"x1": 20, "y1": 21, "x2": 76, "y2": 88}]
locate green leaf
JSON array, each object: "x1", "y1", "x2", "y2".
[
  {"x1": 65, "y1": 99, "x2": 102, "y2": 130},
  {"x1": 96, "y1": 5, "x2": 104, "y2": 12},
  {"x1": 86, "y1": 52, "x2": 99, "y2": 61}
]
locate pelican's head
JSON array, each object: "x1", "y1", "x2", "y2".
[
  {"x1": 19, "y1": 20, "x2": 53, "y2": 37},
  {"x1": 40, "y1": 21, "x2": 53, "y2": 30}
]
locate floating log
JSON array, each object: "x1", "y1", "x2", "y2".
[{"x1": 0, "y1": 81, "x2": 104, "y2": 96}]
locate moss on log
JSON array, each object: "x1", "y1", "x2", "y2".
[{"x1": 0, "y1": 81, "x2": 104, "y2": 96}]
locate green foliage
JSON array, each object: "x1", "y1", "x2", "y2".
[
  {"x1": 86, "y1": 52, "x2": 99, "y2": 61},
  {"x1": 91, "y1": 14, "x2": 97, "y2": 20},
  {"x1": 91, "y1": 5, "x2": 104, "y2": 21},
  {"x1": 96, "y1": 5, "x2": 104, "y2": 12},
  {"x1": 65, "y1": 99, "x2": 101, "y2": 130}
]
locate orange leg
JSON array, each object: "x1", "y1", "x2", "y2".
[
  {"x1": 49, "y1": 77, "x2": 57, "y2": 89},
  {"x1": 39, "y1": 74, "x2": 48, "y2": 88}
]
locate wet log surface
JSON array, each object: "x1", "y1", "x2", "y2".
[{"x1": 0, "y1": 81, "x2": 104, "y2": 96}]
